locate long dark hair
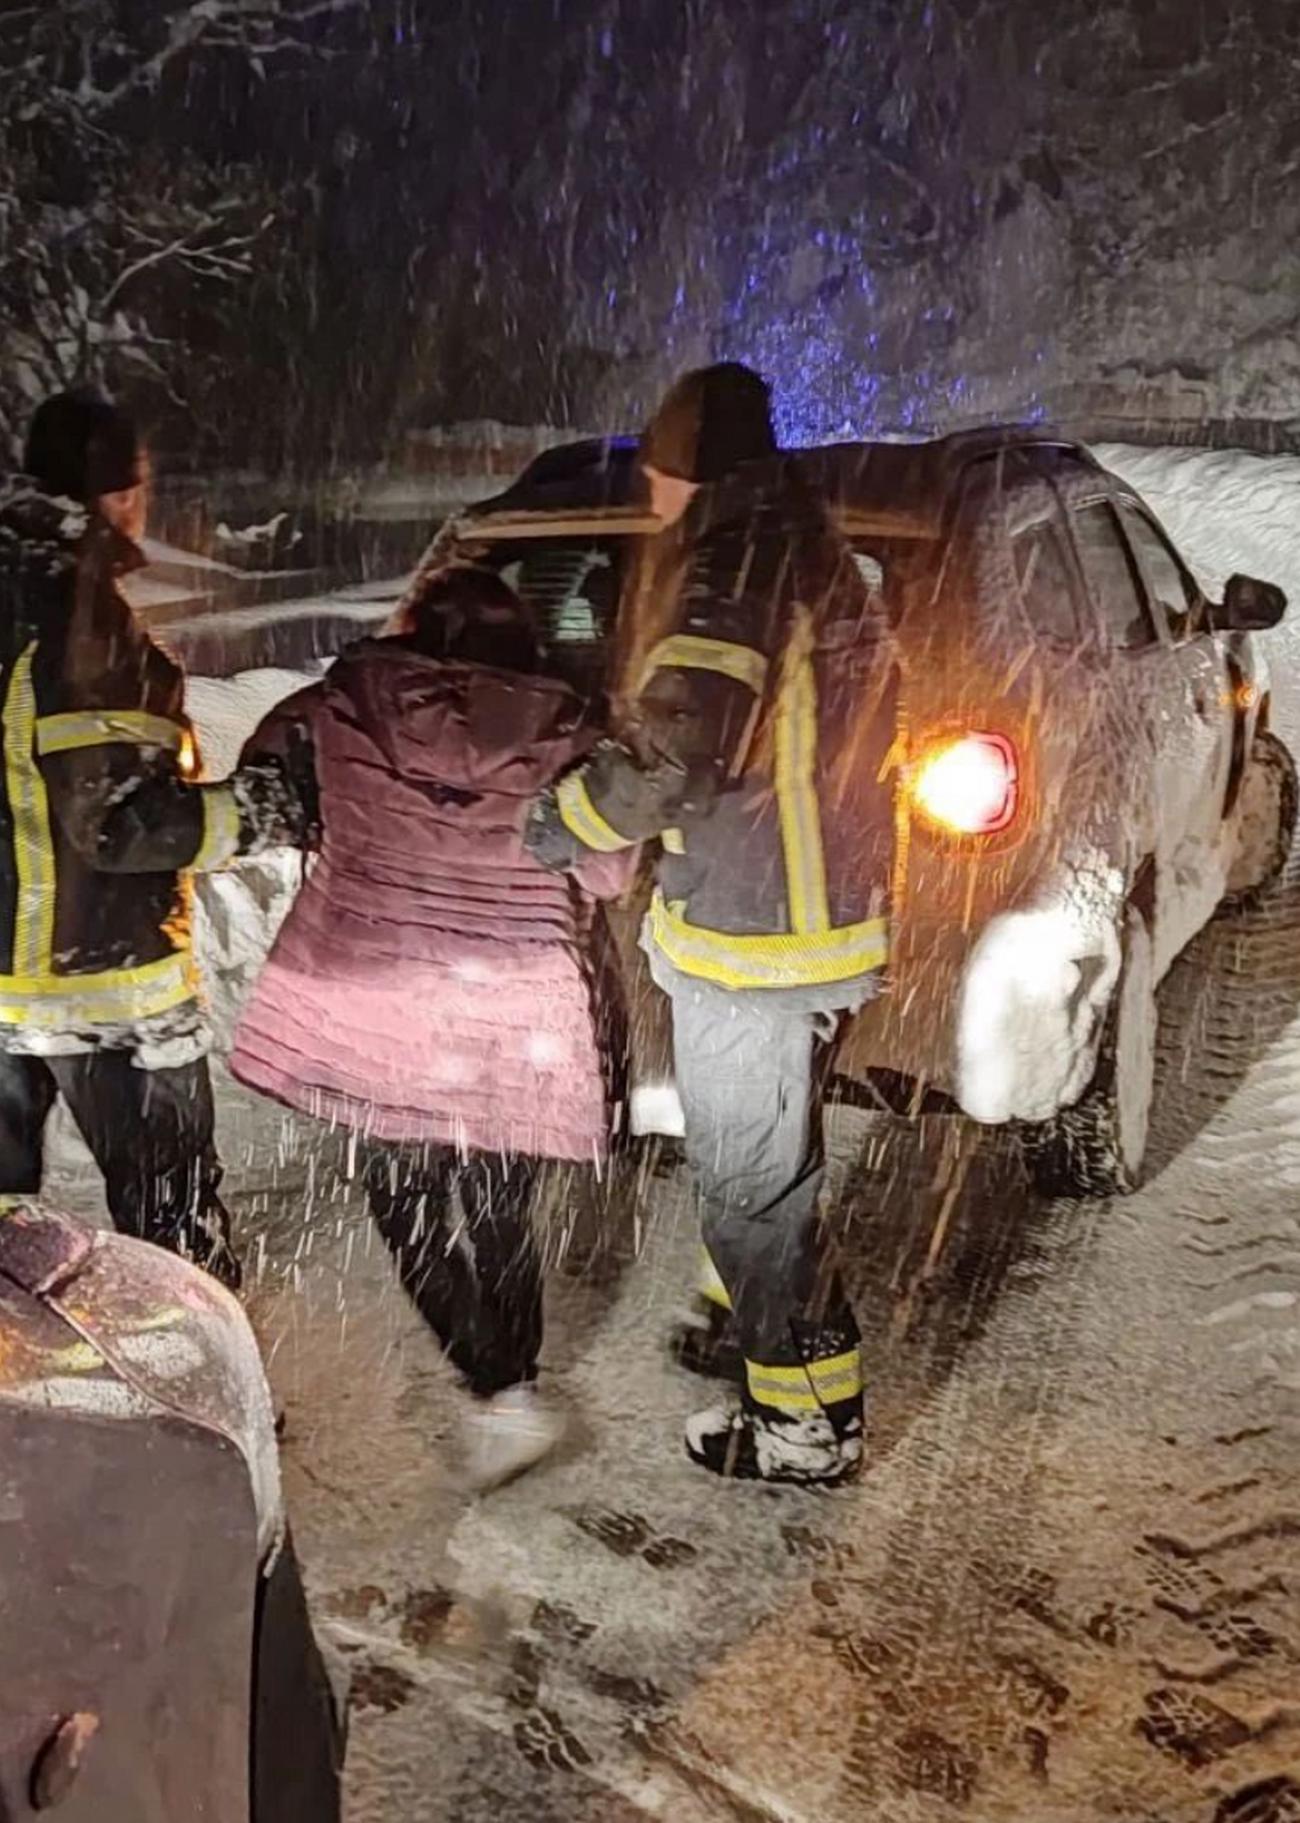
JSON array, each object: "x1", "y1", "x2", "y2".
[{"x1": 398, "y1": 564, "x2": 538, "y2": 670}]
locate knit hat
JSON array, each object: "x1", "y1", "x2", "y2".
[
  {"x1": 639, "y1": 363, "x2": 777, "y2": 484},
  {"x1": 23, "y1": 389, "x2": 141, "y2": 503}
]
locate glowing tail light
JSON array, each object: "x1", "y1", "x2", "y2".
[{"x1": 911, "y1": 732, "x2": 1019, "y2": 835}]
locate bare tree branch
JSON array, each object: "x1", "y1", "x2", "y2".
[{"x1": 74, "y1": 0, "x2": 365, "y2": 116}]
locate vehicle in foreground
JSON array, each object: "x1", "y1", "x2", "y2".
[
  {"x1": 422, "y1": 427, "x2": 1295, "y2": 1197},
  {"x1": 0, "y1": 1208, "x2": 343, "y2": 1820}
]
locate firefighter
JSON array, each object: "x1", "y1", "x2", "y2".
[
  {"x1": 0, "y1": 390, "x2": 302, "y2": 1285},
  {"x1": 527, "y1": 363, "x2": 899, "y2": 1488}
]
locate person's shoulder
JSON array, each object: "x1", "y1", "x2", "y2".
[{"x1": 0, "y1": 478, "x2": 86, "y2": 577}]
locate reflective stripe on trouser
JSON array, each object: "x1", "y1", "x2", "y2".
[
  {"x1": 667, "y1": 976, "x2": 862, "y2": 1429},
  {"x1": 697, "y1": 1246, "x2": 733, "y2": 1311},
  {"x1": 745, "y1": 1346, "x2": 863, "y2": 1417}
]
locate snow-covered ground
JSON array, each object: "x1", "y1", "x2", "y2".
[{"x1": 48, "y1": 441, "x2": 1300, "y2": 1821}]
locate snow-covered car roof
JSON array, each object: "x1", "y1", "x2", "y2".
[{"x1": 459, "y1": 426, "x2": 1101, "y2": 542}]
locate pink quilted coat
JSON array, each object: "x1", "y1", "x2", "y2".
[{"x1": 229, "y1": 640, "x2": 626, "y2": 1160}]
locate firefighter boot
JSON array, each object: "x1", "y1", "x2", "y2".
[
  {"x1": 684, "y1": 1400, "x2": 864, "y2": 1487},
  {"x1": 670, "y1": 1297, "x2": 743, "y2": 1381},
  {"x1": 684, "y1": 1320, "x2": 865, "y2": 1487},
  {"x1": 669, "y1": 1247, "x2": 743, "y2": 1380}
]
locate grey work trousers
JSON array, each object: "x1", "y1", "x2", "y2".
[{"x1": 665, "y1": 973, "x2": 863, "y2": 1411}]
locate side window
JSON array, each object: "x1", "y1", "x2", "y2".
[
  {"x1": 1013, "y1": 519, "x2": 1079, "y2": 644},
  {"x1": 1070, "y1": 502, "x2": 1156, "y2": 649},
  {"x1": 1119, "y1": 506, "x2": 1199, "y2": 636}
]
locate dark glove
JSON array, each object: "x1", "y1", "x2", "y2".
[{"x1": 230, "y1": 759, "x2": 315, "y2": 853}]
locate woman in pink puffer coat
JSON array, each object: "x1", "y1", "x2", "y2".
[{"x1": 230, "y1": 568, "x2": 628, "y2": 1485}]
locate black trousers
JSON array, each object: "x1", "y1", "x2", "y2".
[
  {"x1": 363, "y1": 1144, "x2": 542, "y2": 1398},
  {"x1": 0, "y1": 1050, "x2": 238, "y2": 1284}
]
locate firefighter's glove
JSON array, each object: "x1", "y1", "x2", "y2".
[{"x1": 230, "y1": 759, "x2": 315, "y2": 854}]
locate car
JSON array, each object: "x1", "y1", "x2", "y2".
[{"x1": 340, "y1": 430, "x2": 1300, "y2": 1197}]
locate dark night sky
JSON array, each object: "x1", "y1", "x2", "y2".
[{"x1": 108, "y1": 0, "x2": 1300, "y2": 462}]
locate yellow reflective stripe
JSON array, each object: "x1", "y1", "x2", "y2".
[
  {"x1": 35, "y1": 711, "x2": 184, "y2": 757},
  {"x1": 774, "y1": 610, "x2": 830, "y2": 935},
  {"x1": 698, "y1": 1248, "x2": 733, "y2": 1311},
  {"x1": 662, "y1": 827, "x2": 685, "y2": 856},
  {"x1": 0, "y1": 1194, "x2": 29, "y2": 1214},
  {"x1": 642, "y1": 635, "x2": 769, "y2": 695},
  {"x1": 4, "y1": 646, "x2": 56, "y2": 977},
  {"x1": 746, "y1": 1347, "x2": 864, "y2": 1415},
  {"x1": 649, "y1": 892, "x2": 887, "y2": 991},
  {"x1": 0, "y1": 951, "x2": 195, "y2": 1029},
  {"x1": 555, "y1": 772, "x2": 634, "y2": 855},
  {"x1": 191, "y1": 785, "x2": 242, "y2": 872}
]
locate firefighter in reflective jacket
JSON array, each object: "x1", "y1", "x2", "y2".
[
  {"x1": 528, "y1": 364, "x2": 899, "y2": 1487},
  {"x1": 0, "y1": 391, "x2": 302, "y2": 1284}
]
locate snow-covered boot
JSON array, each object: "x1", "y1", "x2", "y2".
[
  {"x1": 684, "y1": 1401, "x2": 864, "y2": 1488},
  {"x1": 669, "y1": 1298, "x2": 743, "y2": 1381},
  {"x1": 462, "y1": 1384, "x2": 565, "y2": 1493}
]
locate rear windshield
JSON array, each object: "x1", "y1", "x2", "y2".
[
  {"x1": 471, "y1": 529, "x2": 903, "y2": 682},
  {"x1": 475, "y1": 535, "x2": 636, "y2": 691}
]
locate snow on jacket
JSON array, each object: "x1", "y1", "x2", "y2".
[{"x1": 229, "y1": 637, "x2": 627, "y2": 1160}]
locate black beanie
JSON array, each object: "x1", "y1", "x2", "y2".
[
  {"x1": 640, "y1": 362, "x2": 777, "y2": 484},
  {"x1": 24, "y1": 389, "x2": 141, "y2": 503}
]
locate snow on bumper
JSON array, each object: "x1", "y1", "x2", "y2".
[{"x1": 956, "y1": 876, "x2": 1125, "y2": 1125}]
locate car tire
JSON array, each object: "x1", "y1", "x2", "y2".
[
  {"x1": 1222, "y1": 727, "x2": 1297, "y2": 910},
  {"x1": 1020, "y1": 902, "x2": 1157, "y2": 1200}
]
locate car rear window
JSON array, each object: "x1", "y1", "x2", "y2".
[
  {"x1": 475, "y1": 535, "x2": 636, "y2": 688},
  {"x1": 1013, "y1": 520, "x2": 1079, "y2": 644}
]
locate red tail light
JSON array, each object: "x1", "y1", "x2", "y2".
[{"x1": 910, "y1": 732, "x2": 1019, "y2": 835}]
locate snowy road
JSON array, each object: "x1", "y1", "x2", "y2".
[
  {"x1": 50, "y1": 442, "x2": 1300, "y2": 1820},
  {"x1": 220, "y1": 851, "x2": 1300, "y2": 1823}
]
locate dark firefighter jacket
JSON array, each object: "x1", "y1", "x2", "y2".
[
  {"x1": 0, "y1": 482, "x2": 254, "y2": 1035},
  {"x1": 527, "y1": 458, "x2": 899, "y2": 992}
]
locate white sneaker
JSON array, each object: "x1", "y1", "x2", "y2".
[{"x1": 462, "y1": 1385, "x2": 565, "y2": 1492}]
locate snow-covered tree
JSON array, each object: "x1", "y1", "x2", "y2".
[{"x1": 0, "y1": 1, "x2": 359, "y2": 463}]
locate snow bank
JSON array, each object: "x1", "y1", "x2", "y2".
[
  {"x1": 193, "y1": 855, "x2": 305, "y2": 1052},
  {"x1": 186, "y1": 667, "x2": 320, "y2": 780},
  {"x1": 184, "y1": 667, "x2": 319, "y2": 1048}
]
